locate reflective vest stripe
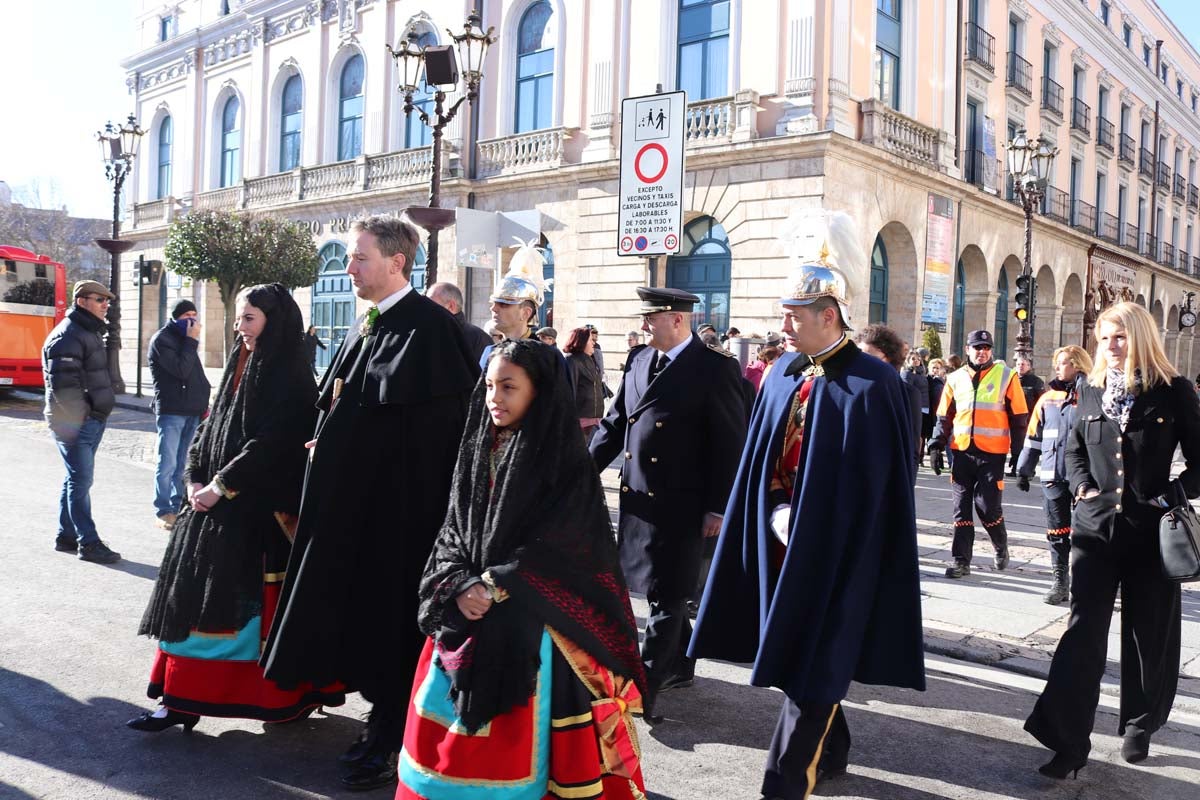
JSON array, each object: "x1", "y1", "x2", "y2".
[{"x1": 947, "y1": 364, "x2": 1015, "y2": 453}]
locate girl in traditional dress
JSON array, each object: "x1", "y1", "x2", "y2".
[
  {"x1": 129, "y1": 284, "x2": 344, "y2": 732},
  {"x1": 399, "y1": 338, "x2": 648, "y2": 799}
]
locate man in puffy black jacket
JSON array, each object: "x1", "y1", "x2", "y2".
[
  {"x1": 42, "y1": 280, "x2": 121, "y2": 564},
  {"x1": 148, "y1": 299, "x2": 211, "y2": 528}
]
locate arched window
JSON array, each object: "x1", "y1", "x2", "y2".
[
  {"x1": 312, "y1": 242, "x2": 353, "y2": 372},
  {"x1": 220, "y1": 96, "x2": 241, "y2": 187},
  {"x1": 515, "y1": 1, "x2": 555, "y2": 133},
  {"x1": 279, "y1": 74, "x2": 303, "y2": 171},
  {"x1": 338, "y1": 54, "x2": 365, "y2": 160},
  {"x1": 539, "y1": 237, "x2": 555, "y2": 327},
  {"x1": 869, "y1": 237, "x2": 888, "y2": 324},
  {"x1": 667, "y1": 216, "x2": 731, "y2": 333},
  {"x1": 678, "y1": 0, "x2": 730, "y2": 101},
  {"x1": 952, "y1": 260, "x2": 966, "y2": 356},
  {"x1": 406, "y1": 30, "x2": 439, "y2": 148},
  {"x1": 410, "y1": 245, "x2": 428, "y2": 294},
  {"x1": 994, "y1": 266, "x2": 1009, "y2": 358},
  {"x1": 156, "y1": 116, "x2": 172, "y2": 200}
]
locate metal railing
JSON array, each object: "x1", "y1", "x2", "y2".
[
  {"x1": 1042, "y1": 184, "x2": 1069, "y2": 223},
  {"x1": 965, "y1": 22, "x2": 995, "y2": 72},
  {"x1": 1173, "y1": 174, "x2": 1187, "y2": 200},
  {"x1": 1181, "y1": 250, "x2": 1191, "y2": 273},
  {"x1": 963, "y1": 148, "x2": 1000, "y2": 189},
  {"x1": 1162, "y1": 242, "x2": 1176, "y2": 267},
  {"x1": 1071, "y1": 98, "x2": 1090, "y2": 136},
  {"x1": 1157, "y1": 161, "x2": 1172, "y2": 190},
  {"x1": 1006, "y1": 52, "x2": 1032, "y2": 96},
  {"x1": 1194, "y1": 255, "x2": 1200, "y2": 275},
  {"x1": 860, "y1": 98, "x2": 943, "y2": 170},
  {"x1": 1119, "y1": 133, "x2": 1135, "y2": 165},
  {"x1": 1041, "y1": 76, "x2": 1064, "y2": 117},
  {"x1": 1190, "y1": 184, "x2": 1199, "y2": 209},
  {"x1": 1124, "y1": 223, "x2": 1139, "y2": 251},
  {"x1": 1099, "y1": 211, "x2": 1120, "y2": 243},
  {"x1": 1071, "y1": 198, "x2": 1096, "y2": 231},
  {"x1": 1139, "y1": 148, "x2": 1154, "y2": 178},
  {"x1": 1142, "y1": 232, "x2": 1158, "y2": 258},
  {"x1": 1097, "y1": 118, "x2": 1114, "y2": 152}
]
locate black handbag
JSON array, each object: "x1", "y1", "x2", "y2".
[{"x1": 1159, "y1": 479, "x2": 1200, "y2": 583}]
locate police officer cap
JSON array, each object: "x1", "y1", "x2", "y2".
[
  {"x1": 967, "y1": 329, "x2": 994, "y2": 348},
  {"x1": 636, "y1": 286, "x2": 701, "y2": 314}
]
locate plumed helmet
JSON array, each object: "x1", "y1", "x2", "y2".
[
  {"x1": 490, "y1": 237, "x2": 546, "y2": 307},
  {"x1": 776, "y1": 209, "x2": 867, "y2": 325}
]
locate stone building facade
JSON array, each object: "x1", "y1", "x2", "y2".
[{"x1": 120, "y1": 0, "x2": 1200, "y2": 379}]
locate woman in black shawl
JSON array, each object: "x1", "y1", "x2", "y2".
[
  {"x1": 129, "y1": 284, "x2": 344, "y2": 732},
  {"x1": 397, "y1": 339, "x2": 648, "y2": 800}
]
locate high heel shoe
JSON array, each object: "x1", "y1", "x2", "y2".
[
  {"x1": 126, "y1": 708, "x2": 200, "y2": 733},
  {"x1": 1122, "y1": 728, "x2": 1150, "y2": 763},
  {"x1": 1037, "y1": 752, "x2": 1086, "y2": 779}
]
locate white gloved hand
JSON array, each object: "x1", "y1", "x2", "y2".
[{"x1": 769, "y1": 504, "x2": 791, "y2": 545}]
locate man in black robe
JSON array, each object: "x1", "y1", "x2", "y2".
[
  {"x1": 426, "y1": 281, "x2": 491, "y2": 361},
  {"x1": 261, "y1": 216, "x2": 478, "y2": 791},
  {"x1": 690, "y1": 218, "x2": 924, "y2": 800}
]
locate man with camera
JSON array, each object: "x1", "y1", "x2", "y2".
[{"x1": 148, "y1": 299, "x2": 211, "y2": 529}]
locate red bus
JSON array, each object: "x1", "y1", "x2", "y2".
[{"x1": 0, "y1": 245, "x2": 68, "y2": 388}]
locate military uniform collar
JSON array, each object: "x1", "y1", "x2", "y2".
[{"x1": 783, "y1": 336, "x2": 857, "y2": 378}]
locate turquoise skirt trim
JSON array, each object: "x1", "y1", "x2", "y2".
[{"x1": 159, "y1": 615, "x2": 261, "y2": 661}]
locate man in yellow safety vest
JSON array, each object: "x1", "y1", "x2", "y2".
[{"x1": 927, "y1": 329, "x2": 1030, "y2": 578}]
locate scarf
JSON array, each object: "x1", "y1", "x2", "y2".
[
  {"x1": 418, "y1": 339, "x2": 646, "y2": 733},
  {"x1": 1101, "y1": 366, "x2": 1141, "y2": 430}
]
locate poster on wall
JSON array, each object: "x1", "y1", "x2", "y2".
[
  {"x1": 982, "y1": 117, "x2": 999, "y2": 195},
  {"x1": 921, "y1": 193, "x2": 956, "y2": 332}
]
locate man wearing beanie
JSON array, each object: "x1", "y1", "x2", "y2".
[{"x1": 147, "y1": 298, "x2": 211, "y2": 528}]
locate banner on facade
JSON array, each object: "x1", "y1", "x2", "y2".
[
  {"x1": 617, "y1": 90, "x2": 686, "y2": 257},
  {"x1": 1091, "y1": 254, "x2": 1137, "y2": 305},
  {"x1": 920, "y1": 193, "x2": 955, "y2": 331},
  {"x1": 982, "y1": 117, "x2": 999, "y2": 195}
]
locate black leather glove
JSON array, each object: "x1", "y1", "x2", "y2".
[{"x1": 1016, "y1": 476, "x2": 1030, "y2": 492}]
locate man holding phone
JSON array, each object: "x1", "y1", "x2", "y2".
[{"x1": 148, "y1": 299, "x2": 211, "y2": 529}]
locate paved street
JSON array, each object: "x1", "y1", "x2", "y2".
[{"x1": 1, "y1": 389, "x2": 1199, "y2": 799}]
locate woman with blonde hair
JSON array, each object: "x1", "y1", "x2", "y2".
[
  {"x1": 1025, "y1": 302, "x2": 1200, "y2": 777},
  {"x1": 1015, "y1": 345, "x2": 1094, "y2": 605}
]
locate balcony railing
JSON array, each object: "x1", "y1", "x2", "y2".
[
  {"x1": 1099, "y1": 211, "x2": 1120, "y2": 243},
  {"x1": 1119, "y1": 133, "x2": 1135, "y2": 165},
  {"x1": 1071, "y1": 98, "x2": 1091, "y2": 136},
  {"x1": 1041, "y1": 76, "x2": 1064, "y2": 117},
  {"x1": 1139, "y1": 148, "x2": 1154, "y2": 178},
  {"x1": 860, "y1": 98, "x2": 943, "y2": 171},
  {"x1": 1190, "y1": 184, "x2": 1199, "y2": 210},
  {"x1": 1042, "y1": 184, "x2": 1069, "y2": 223},
  {"x1": 1181, "y1": 250, "x2": 1191, "y2": 273},
  {"x1": 1124, "y1": 223, "x2": 1139, "y2": 251},
  {"x1": 1097, "y1": 118, "x2": 1114, "y2": 153},
  {"x1": 965, "y1": 22, "x2": 995, "y2": 72},
  {"x1": 132, "y1": 197, "x2": 172, "y2": 227},
  {"x1": 1157, "y1": 161, "x2": 1172, "y2": 190},
  {"x1": 1142, "y1": 233, "x2": 1158, "y2": 258},
  {"x1": 963, "y1": 148, "x2": 1001, "y2": 189},
  {"x1": 1006, "y1": 52, "x2": 1032, "y2": 96},
  {"x1": 192, "y1": 186, "x2": 240, "y2": 212},
  {"x1": 1071, "y1": 198, "x2": 1096, "y2": 231},
  {"x1": 684, "y1": 97, "x2": 735, "y2": 145},
  {"x1": 1162, "y1": 242, "x2": 1176, "y2": 267},
  {"x1": 478, "y1": 127, "x2": 576, "y2": 177},
  {"x1": 1173, "y1": 174, "x2": 1187, "y2": 201},
  {"x1": 1194, "y1": 255, "x2": 1200, "y2": 275}
]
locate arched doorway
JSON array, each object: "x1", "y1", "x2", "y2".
[
  {"x1": 870, "y1": 237, "x2": 888, "y2": 323},
  {"x1": 312, "y1": 241, "x2": 354, "y2": 372},
  {"x1": 667, "y1": 216, "x2": 731, "y2": 332},
  {"x1": 538, "y1": 236, "x2": 555, "y2": 327},
  {"x1": 994, "y1": 265, "x2": 1010, "y2": 358},
  {"x1": 410, "y1": 244, "x2": 428, "y2": 294},
  {"x1": 953, "y1": 261, "x2": 966, "y2": 355}
]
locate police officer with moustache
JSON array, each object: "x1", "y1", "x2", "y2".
[
  {"x1": 589, "y1": 287, "x2": 747, "y2": 720},
  {"x1": 927, "y1": 330, "x2": 1030, "y2": 578}
]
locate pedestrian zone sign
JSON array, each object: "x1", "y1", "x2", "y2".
[{"x1": 617, "y1": 90, "x2": 686, "y2": 257}]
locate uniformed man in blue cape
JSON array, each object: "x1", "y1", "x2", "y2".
[{"x1": 688, "y1": 211, "x2": 925, "y2": 800}]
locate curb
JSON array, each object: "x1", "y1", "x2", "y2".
[{"x1": 9, "y1": 389, "x2": 154, "y2": 415}]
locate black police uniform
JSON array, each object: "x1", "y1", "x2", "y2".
[{"x1": 589, "y1": 288, "x2": 747, "y2": 713}]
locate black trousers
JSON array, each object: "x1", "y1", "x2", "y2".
[
  {"x1": 1025, "y1": 514, "x2": 1182, "y2": 759},
  {"x1": 762, "y1": 699, "x2": 851, "y2": 800},
  {"x1": 1042, "y1": 480, "x2": 1073, "y2": 570},
  {"x1": 950, "y1": 447, "x2": 1009, "y2": 563},
  {"x1": 642, "y1": 590, "x2": 695, "y2": 705}
]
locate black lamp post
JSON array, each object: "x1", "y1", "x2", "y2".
[
  {"x1": 1004, "y1": 127, "x2": 1058, "y2": 364},
  {"x1": 95, "y1": 113, "x2": 144, "y2": 394},
  {"x1": 388, "y1": 10, "x2": 495, "y2": 285}
]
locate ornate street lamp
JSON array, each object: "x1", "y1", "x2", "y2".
[
  {"x1": 387, "y1": 10, "x2": 495, "y2": 285},
  {"x1": 95, "y1": 113, "x2": 144, "y2": 394},
  {"x1": 1004, "y1": 127, "x2": 1058, "y2": 363}
]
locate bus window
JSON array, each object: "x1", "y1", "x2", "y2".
[{"x1": 35, "y1": 264, "x2": 47, "y2": 278}]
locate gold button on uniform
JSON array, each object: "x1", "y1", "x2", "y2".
[
  {"x1": 655, "y1": 422, "x2": 663, "y2": 428},
  {"x1": 1116, "y1": 504, "x2": 1122, "y2": 511},
  {"x1": 648, "y1": 491, "x2": 655, "y2": 498},
  {"x1": 629, "y1": 417, "x2": 637, "y2": 424},
  {"x1": 1157, "y1": 417, "x2": 1165, "y2": 423},
  {"x1": 621, "y1": 485, "x2": 629, "y2": 493},
  {"x1": 650, "y1": 457, "x2": 658, "y2": 463},
  {"x1": 1117, "y1": 469, "x2": 1123, "y2": 476},
  {"x1": 625, "y1": 452, "x2": 632, "y2": 459},
  {"x1": 1116, "y1": 487, "x2": 1123, "y2": 494}
]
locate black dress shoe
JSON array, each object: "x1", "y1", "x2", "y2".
[
  {"x1": 340, "y1": 750, "x2": 398, "y2": 791},
  {"x1": 1122, "y1": 728, "x2": 1150, "y2": 763},
  {"x1": 126, "y1": 708, "x2": 200, "y2": 733},
  {"x1": 993, "y1": 548, "x2": 1010, "y2": 570},
  {"x1": 659, "y1": 673, "x2": 695, "y2": 692},
  {"x1": 54, "y1": 536, "x2": 77, "y2": 553},
  {"x1": 816, "y1": 763, "x2": 847, "y2": 784},
  {"x1": 1037, "y1": 752, "x2": 1086, "y2": 779},
  {"x1": 339, "y1": 729, "x2": 375, "y2": 765}
]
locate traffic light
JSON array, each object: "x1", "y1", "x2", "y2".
[
  {"x1": 1014, "y1": 273, "x2": 1035, "y2": 322},
  {"x1": 133, "y1": 257, "x2": 163, "y2": 286}
]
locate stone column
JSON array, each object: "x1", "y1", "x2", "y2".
[
  {"x1": 1034, "y1": 305, "x2": 1063, "y2": 375},
  {"x1": 776, "y1": 0, "x2": 818, "y2": 135},
  {"x1": 825, "y1": 0, "x2": 854, "y2": 137},
  {"x1": 963, "y1": 290, "x2": 997, "y2": 344},
  {"x1": 1059, "y1": 306, "x2": 1086, "y2": 351}
]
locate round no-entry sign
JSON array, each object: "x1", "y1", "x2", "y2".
[{"x1": 634, "y1": 143, "x2": 669, "y2": 183}]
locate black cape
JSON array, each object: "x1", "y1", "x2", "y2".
[
  {"x1": 689, "y1": 342, "x2": 926, "y2": 704},
  {"x1": 261, "y1": 290, "x2": 478, "y2": 692}
]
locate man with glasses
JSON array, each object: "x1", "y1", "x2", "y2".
[
  {"x1": 927, "y1": 329, "x2": 1029, "y2": 578},
  {"x1": 589, "y1": 287, "x2": 747, "y2": 722},
  {"x1": 41, "y1": 281, "x2": 121, "y2": 564}
]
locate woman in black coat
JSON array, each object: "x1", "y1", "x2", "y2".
[
  {"x1": 1025, "y1": 302, "x2": 1200, "y2": 778},
  {"x1": 564, "y1": 327, "x2": 605, "y2": 442}
]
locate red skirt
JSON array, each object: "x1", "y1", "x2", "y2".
[
  {"x1": 397, "y1": 628, "x2": 646, "y2": 800},
  {"x1": 147, "y1": 581, "x2": 344, "y2": 721}
]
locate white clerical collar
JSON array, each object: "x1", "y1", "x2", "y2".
[
  {"x1": 655, "y1": 333, "x2": 694, "y2": 365},
  {"x1": 805, "y1": 334, "x2": 846, "y2": 360},
  {"x1": 375, "y1": 282, "x2": 413, "y2": 315}
]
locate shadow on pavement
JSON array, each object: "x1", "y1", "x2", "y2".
[{"x1": 108, "y1": 559, "x2": 161, "y2": 582}]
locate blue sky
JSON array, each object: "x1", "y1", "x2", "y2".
[{"x1": 1, "y1": 1, "x2": 1198, "y2": 223}]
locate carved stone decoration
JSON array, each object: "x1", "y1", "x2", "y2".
[
  {"x1": 1043, "y1": 22, "x2": 1062, "y2": 48},
  {"x1": 1120, "y1": 87, "x2": 1135, "y2": 106},
  {"x1": 1072, "y1": 47, "x2": 1089, "y2": 70},
  {"x1": 1097, "y1": 69, "x2": 1113, "y2": 88},
  {"x1": 126, "y1": 73, "x2": 138, "y2": 95},
  {"x1": 1008, "y1": 0, "x2": 1031, "y2": 22},
  {"x1": 156, "y1": 100, "x2": 170, "y2": 114},
  {"x1": 280, "y1": 56, "x2": 299, "y2": 73},
  {"x1": 403, "y1": 10, "x2": 436, "y2": 37}
]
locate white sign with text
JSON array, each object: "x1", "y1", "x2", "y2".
[{"x1": 617, "y1": 91, "x2": 686, "y2": 257}]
